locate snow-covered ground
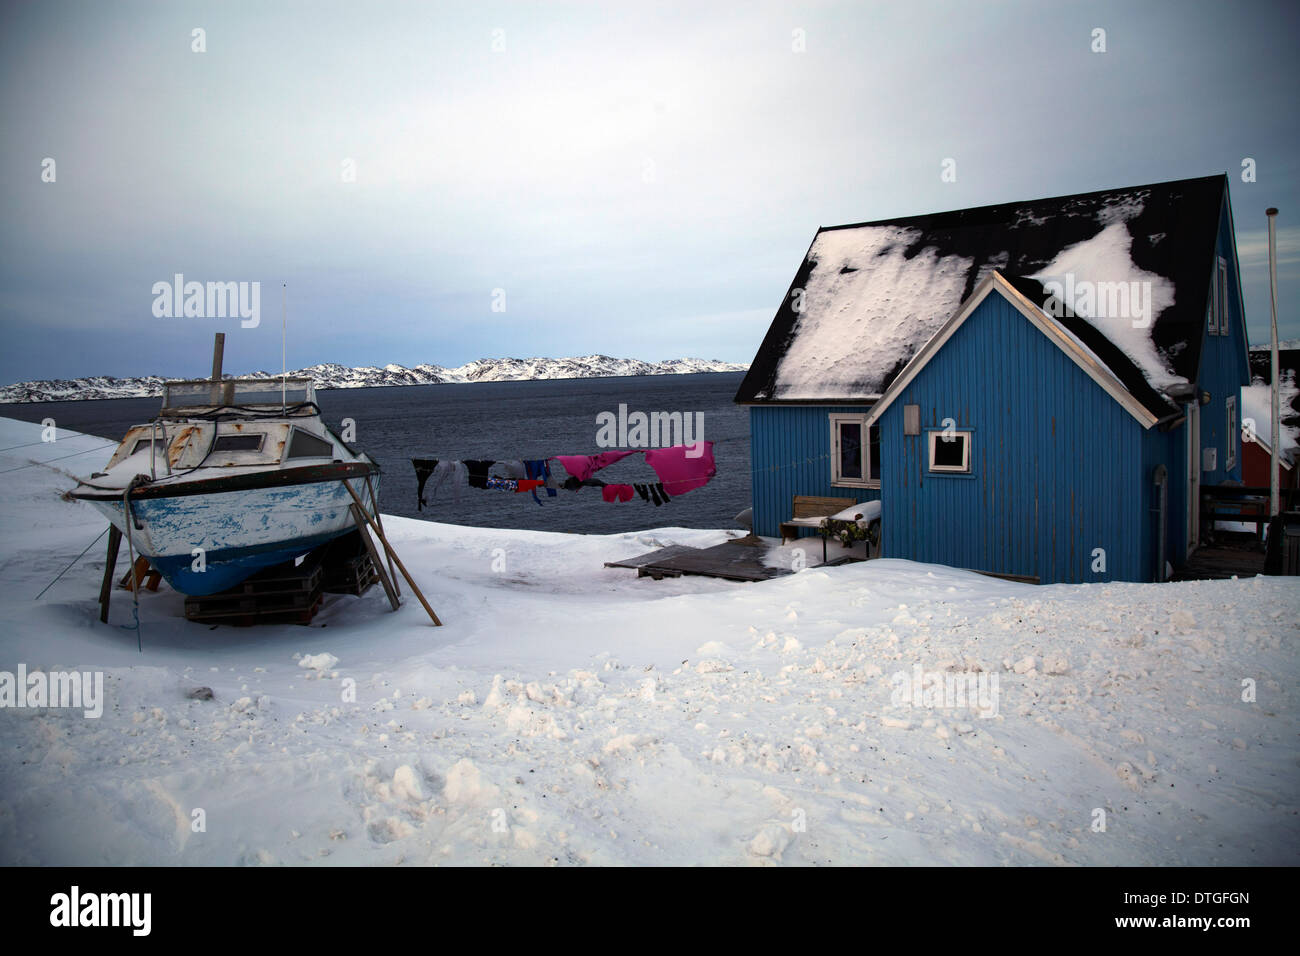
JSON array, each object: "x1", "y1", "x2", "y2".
[{"x1": 0, "y1": 416, "x2": 1296, "y2": 866}]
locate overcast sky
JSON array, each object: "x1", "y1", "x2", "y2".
[{"x1": 2, "y1": 0, "x2": 1297, "y2": 383}]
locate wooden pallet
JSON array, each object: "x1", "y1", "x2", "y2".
[
  {"x1": 321, "y1": 532, "x2": 378, "y2": 596},
  {"x1": 184, "y1": 548, "x2": 326, "y2": 625}
]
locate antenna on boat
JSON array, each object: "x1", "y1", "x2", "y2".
[{"x1": 281, "y1": 281, "x2": 287, "y2": 413}]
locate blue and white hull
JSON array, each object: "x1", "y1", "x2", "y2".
[{"x1": 82, "y1": 473, "x2": 369, "y2": 595}]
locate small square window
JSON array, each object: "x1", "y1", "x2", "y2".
[{"x1": 928, "y1": 429, "x2": 971, "y2": 473}]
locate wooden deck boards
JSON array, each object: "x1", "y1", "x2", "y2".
[
  {"x1": 605, "y1": 537, "x2": 793, "y2": 582},
  {"x1": 1171, "y1": 533, "x2": 1266, "y2": 581}
]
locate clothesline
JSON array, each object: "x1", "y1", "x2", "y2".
[{"x1": 411, "y1": 442, "x2": 717, "y2": 510}]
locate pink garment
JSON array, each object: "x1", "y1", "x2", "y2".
[
  {"x1": 601, "y1": 483, "x2": 635, "y2": 503},
  {"x1": 553, "y1": 450, "x2": 638, "y2": 482},
  {"x1": 644, "y1": 442, "x2": 716, "y2": 495}
]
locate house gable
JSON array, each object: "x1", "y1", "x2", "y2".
[
  {"x1": 873, "y1": 288, "x2": 1151, "y2": 583},
  {"x1": 865, "y1": 272, "x2": 1161, "y2": 431}
]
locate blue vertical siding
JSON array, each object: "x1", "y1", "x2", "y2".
[
  {"x1": 1196, "y1": 192, "x2": 1250, "y2": 485},
  {"x1": 1141, "y1": 417, "x2": 1188, "y2": 573},
  {"x1": 877, "y1": 293, "x2": 1147, "y2": 584},
  {"x1": 749, "y1": 404, "x2": 880, "y2": 538}
]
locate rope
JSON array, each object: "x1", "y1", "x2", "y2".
[
  {"x1": 33, "y1": 526, "x2": 110, "y2": 600},
  {"x1": 0, "y1": 442, "x2": 120, "y2": 475},
  {"x1": 121, "y1": 480, "x2": 144, "y2": 653}
]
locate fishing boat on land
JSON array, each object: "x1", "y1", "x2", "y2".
[{"x1": 70, "y1": 376, "x2": 380, "y2": 596}]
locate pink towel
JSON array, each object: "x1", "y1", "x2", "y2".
[
  {"x1": 553, "y1": 450, "x2": 638, "y2": 482},
  {"x1": 644, "y1": 442, "x2": 716, "y2": 495}
]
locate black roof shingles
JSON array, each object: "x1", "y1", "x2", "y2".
[{"x1": 735, "y1": 174, "x2": 1229, "y2": 414}]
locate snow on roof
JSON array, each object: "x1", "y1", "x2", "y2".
[
  {"x1": 736, "y1": 175, "x2": 1226, "y2": 406},
  {"x1": 1028, "y1": 216, "x2": 1181, "y2": 391},
  {"x1": 1243, "y1": 372, "x2": 1299, "y2": 466},
  {"x1": 771, "y1": 226, "x2": 975, "y2": 400}
]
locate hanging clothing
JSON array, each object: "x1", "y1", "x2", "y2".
[
  {"x1": 415, "y1": 460, "x2": 471, "y2": 507},
  {"x1": 413, "y1": 458, "x2": 438, "y2": 510},
  {"x1": 524, "y1": 459, "x2": 556, "y2": 504},
  {"x1": 601, "y1": 484, "x2": 635, "y2": 503},
  {"x1": 463, "y1": 459, "x2": 496, "y2": 490},
  {"x1": 644, "y1": 442, "x2": 715, "y2": 495},
  {"x1": 553, "y1": 450, "x2": 638, "y2": 482},
  {"x1": 493, "y1": 460, "x2": 528, "y2": 480}
]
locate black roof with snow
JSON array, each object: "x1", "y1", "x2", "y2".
[
  {"x1": 1248, "y1": 346, "x2": 1300, "y2": 422},
  {"x1": 735, "y1": 174, "x2": 1230, "y2": 412}
]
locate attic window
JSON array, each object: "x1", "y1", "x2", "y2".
[
  {"x1": 1216, "y1": 257, "x2": 1229, "y2": 335},
  {"x1": 213, "y1": 433, "x2": 264, "y2": 453},
  {"x1": 830, "y1": 413, "x2": 880, "y2": 487},
  {"x1": 928, "y1": 430, "x2": 972, "y2": 474}
]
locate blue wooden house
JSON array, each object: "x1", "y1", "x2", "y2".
[{"x1": 735, "y1": 174, "x2": 1250, "y2": 583}]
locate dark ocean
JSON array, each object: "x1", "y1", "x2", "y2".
[{"x1": 3, "y1": 372, "x2": 752, "y2": 535}]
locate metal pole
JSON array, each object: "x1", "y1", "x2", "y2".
[
  {"x1": 281, "y1": 283, "x2": 287, "y2": 413},
  {"x1": 1266, "y1": 208, "x2": 1280, "y2": 517}
]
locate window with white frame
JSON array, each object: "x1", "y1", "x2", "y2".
[
  {"x1": 830, "y1": 413, "x2": 879, "y2": 487},
  {"x1": 1225, "y1": 394, "x2": 1238, "y2": 470},
  {"x1": 1208, "y1": 265, "x2": 1220, "y2": 334},
  {"x1": 1217, "y1": 257, "x2": 1229, "y2": 336},
  {"x1": 928, "y1": 429, "x2": 972, "y2": 473}
]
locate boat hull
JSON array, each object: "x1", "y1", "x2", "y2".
[{"x1": 80, "y1": 474, "x2": 372, "y2": 596}]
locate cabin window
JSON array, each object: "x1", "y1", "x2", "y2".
[
  {"x1": 829, "y1": 413, "x2": 879, "y2": 487},
  {"x1": 213, "y1": 433, "x2": 264, "y2": 453},
  {"x1": 1225, "y1": 395, "x2": 1237, "y2": 470},
  {"x1": 286, "y1": 429, "x2": 334, "y2": 459},
  {"x1": 928, "y1": 429, "x2": 972, "y2": 474},
  {"x1": 130, "y1": 437, "x2": 168, "y2": 457}
]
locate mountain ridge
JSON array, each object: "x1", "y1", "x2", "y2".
[{"x1": 0, "y1": 355, "x2": 749, "y2": 403}]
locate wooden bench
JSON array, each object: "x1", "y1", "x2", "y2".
[{"x1": 779, "y1": 495, "x2": 857, "y2": 544}]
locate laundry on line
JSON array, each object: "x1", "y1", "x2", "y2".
[{"x1": 411, "y1": 442, "x2": 714, "y2": 510}]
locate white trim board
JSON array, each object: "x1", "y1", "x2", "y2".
[{"x1": 863, "y1": 271, "x2": 1160, "y2": 430}]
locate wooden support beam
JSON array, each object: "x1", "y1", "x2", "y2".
[
  {"x1": 365, "y1": 474, "x2": 400, "y2": 598},
  {"x1": 99, "y1": 525, "x2": 122, "y2": 623},
  {"x1": 350, "y1": 503, "x2": 400, "y2": 612},
  {"x1": 343, "y1": 479, "x2": 442, "y2": 626}
]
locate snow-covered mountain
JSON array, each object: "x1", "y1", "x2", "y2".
[{"x1": 0, "y1": 355, "x2": 748, "y2": 404}]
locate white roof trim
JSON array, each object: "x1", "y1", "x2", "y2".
[{"x1": 864, "y1": 271, "x2": 1160, "y2": 430}]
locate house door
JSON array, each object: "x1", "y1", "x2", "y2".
[{"x1": 1187, "y1": 402, "x2": 1200, "y2": 552}]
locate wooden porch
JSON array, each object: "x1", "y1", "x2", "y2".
[{"x1": 605, "y1": 534, "x2": 867, "y2": 582}]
